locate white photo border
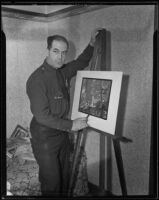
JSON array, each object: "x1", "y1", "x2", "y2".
[{"x1": 71, "y1": 71, "x2": 123, "y2": 135}]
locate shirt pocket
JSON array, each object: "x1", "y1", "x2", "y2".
[{"x1": 50, "y1": 92, "x2": 66, "y2": 116}]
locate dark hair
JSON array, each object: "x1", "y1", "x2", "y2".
[{"x1": 47, "y1": 35, "x2": 69, "y2": 50}]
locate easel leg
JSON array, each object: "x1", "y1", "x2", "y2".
[
  {"x1": 113, "y1": 139, "x2": 127, "y2": 195},
  {"x1": 99, "y1": 134, "x2": 106, "y2": 191},
  {"x1": 68, "y1": 130, "x2": 83, "y2": 196}
]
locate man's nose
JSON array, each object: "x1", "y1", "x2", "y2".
[{"x1": 58, "y1": 53, "x2": 63, "y2": 59}]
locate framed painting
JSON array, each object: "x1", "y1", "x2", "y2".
[
  {"x1": 71, "y1": 71, "x2": 123, "y2": 135},
  {"x1": 10, "y1": 125, "x2": 29, "y2": 138}
]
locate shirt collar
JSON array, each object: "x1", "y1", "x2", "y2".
[
  {"x1": 42, "y1": 59, "x2": 57, "y2": 73},
  {"x1": 42, "y1": 59, "x2": 65, "y2": 73}
]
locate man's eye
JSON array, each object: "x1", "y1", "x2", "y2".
[{"x1": 53, "y1": 50, "x2": 59, "y2": 53}]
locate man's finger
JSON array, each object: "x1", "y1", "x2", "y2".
[{"x1": 77, "y1": 117, "x2": 88, "y2": 121}]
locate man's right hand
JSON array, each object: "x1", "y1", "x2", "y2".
[{"x1": 71, "y1": 117, "x2": 88, "y2": 131}]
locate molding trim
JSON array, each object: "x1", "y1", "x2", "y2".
[
  {"x1": 2, "y1": 7, "x2": 48, "y2": 22},
  {"x1": 2, "y1": 5, "x2": 111, "y2": 22}
]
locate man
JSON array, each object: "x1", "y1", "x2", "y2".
[{"x1": 26, "y1": 28, "x2": 101, "y2": 196}]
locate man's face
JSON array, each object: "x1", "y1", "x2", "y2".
[{"x1": 48, "y1": 40, "x2": 68, "y2": 69}]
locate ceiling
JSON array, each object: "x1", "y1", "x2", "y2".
[{"x1": 1, "y1": 5, "x2": 73, "y2": 14}]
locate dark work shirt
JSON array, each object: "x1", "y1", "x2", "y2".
[{"x1": 26, "y1": 44, "x2": 94, "y2": 132}]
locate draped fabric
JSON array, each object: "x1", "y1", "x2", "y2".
[{"x1": 90, "y1": 29, "x2": 107, "y2": 71}]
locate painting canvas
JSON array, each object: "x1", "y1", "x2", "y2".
[
  {"x1": 71, "y1": 71, "x2": 123, "y2": 135},
  {"x1": 79, "y1": 78, "x2": 112, "y2": 120}
]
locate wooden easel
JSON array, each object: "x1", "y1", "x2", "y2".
[{"x1": 68, "y1": 29, "x2": 131, "y2": 196}]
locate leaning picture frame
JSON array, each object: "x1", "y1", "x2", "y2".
[
  {"x1": 71, "y1": 71, "x2": 123, "y2": 135},
  {"x1": 10, "y1": 125, "x2": 29, "y2": 138}
]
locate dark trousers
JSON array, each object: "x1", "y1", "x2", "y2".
[{"x1": 30, "y1": 118, "x2": 71, "y2": 197}]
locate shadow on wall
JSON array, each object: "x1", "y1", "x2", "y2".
[
  {"x1": 105, "y1": 29, "x2": 111, "y2": 71},
  {"x1": 115, "y1": 75, "x2": 130, "y2": 138}
]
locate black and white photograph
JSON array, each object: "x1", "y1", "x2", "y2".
[{"x1": 1, "y1": 1, "x2": 158, "y2": 198}]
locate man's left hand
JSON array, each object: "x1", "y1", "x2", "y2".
[{"x1": 89, "y1": 28, "x2": 104, "y2": 46}]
